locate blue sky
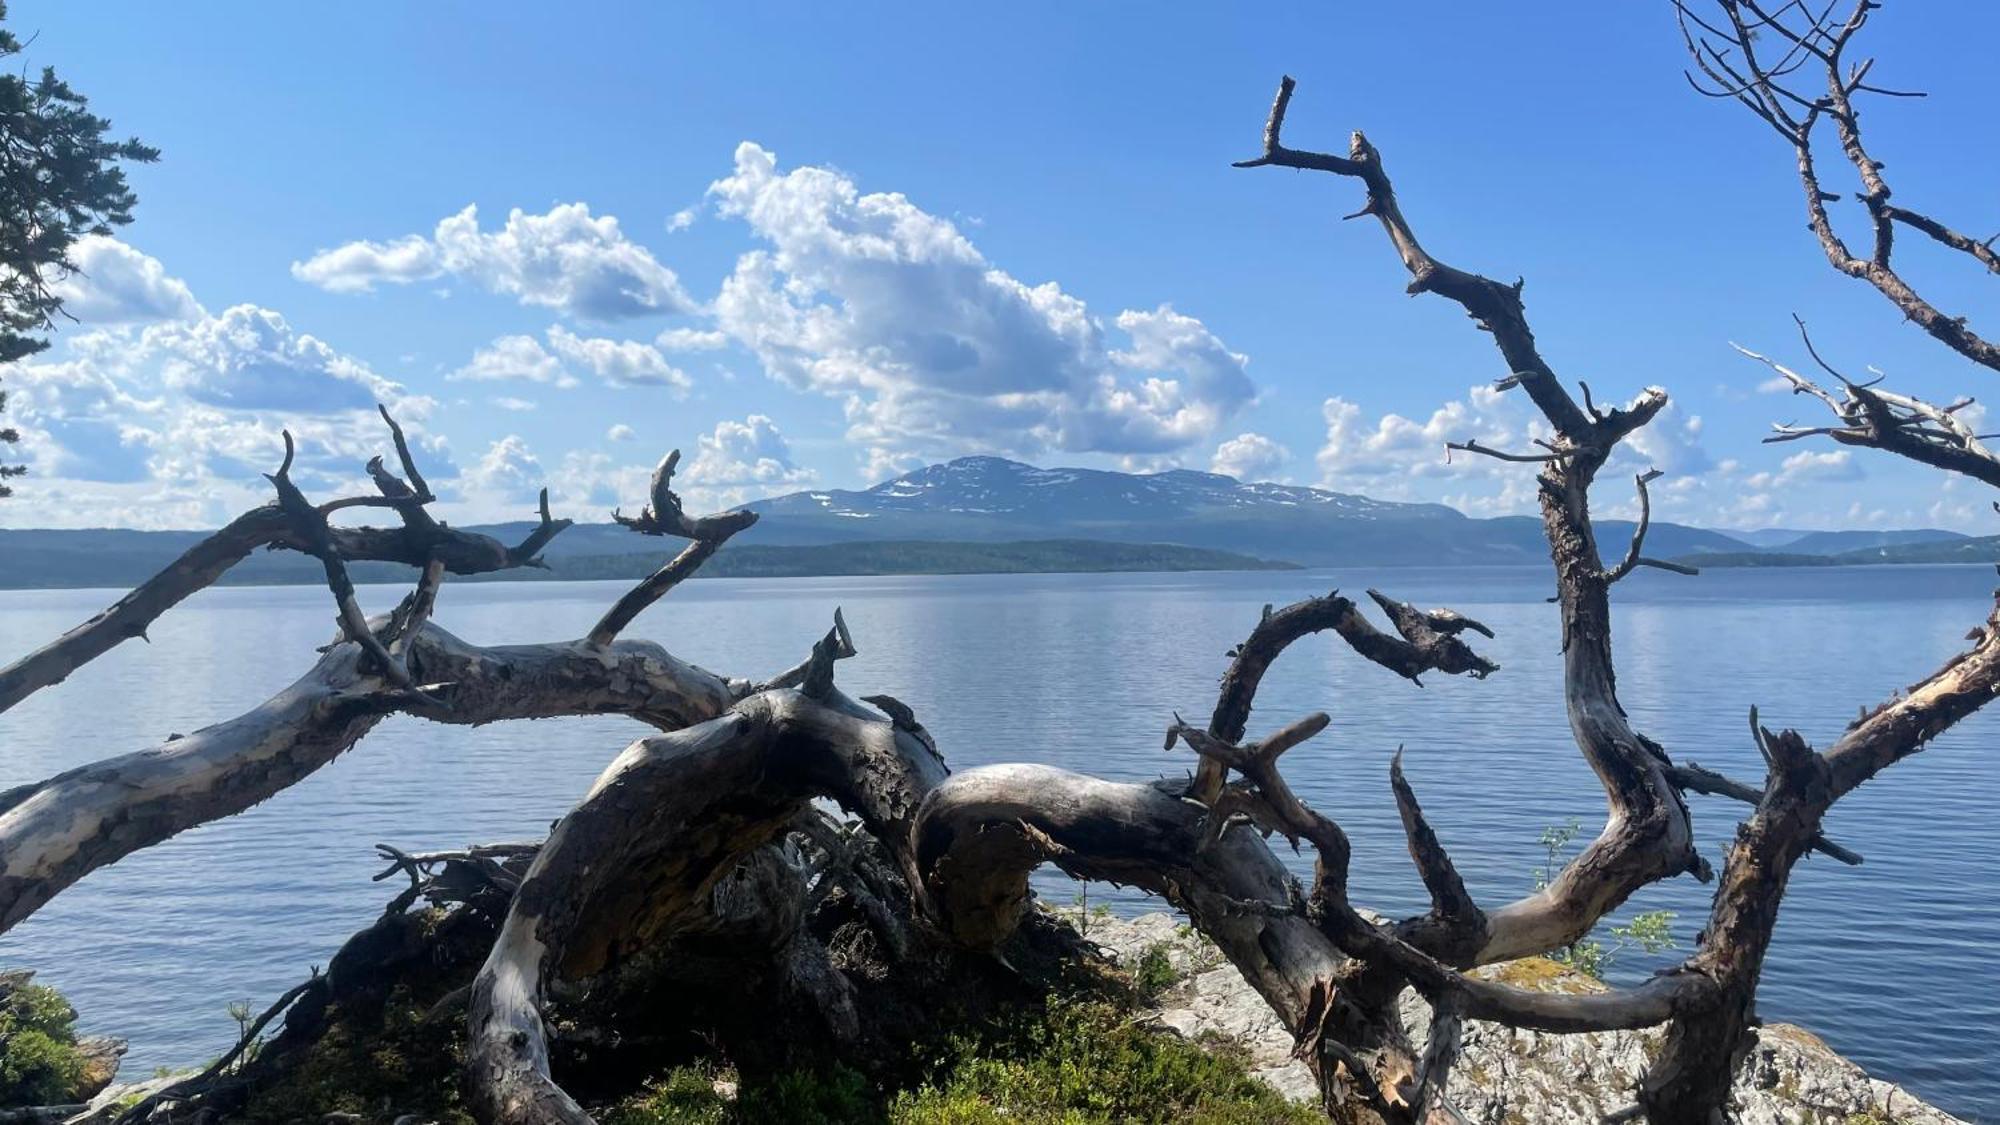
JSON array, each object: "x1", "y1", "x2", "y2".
[{"x1": 4, "y1": 2, "x2": 1997, "y2": 531}]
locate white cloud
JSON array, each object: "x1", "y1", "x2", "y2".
[
  {"x1": 464, "y1": 434, "x2": 544, "y2": 504},
  {"x1": 682, "y1": 413, "x2": 815, "y2": 508},
  {"x1": 449, "y1": 334, "x2": 576, "y2": 387},
  {"x1": 1316, "y1": 384, "x2": 1544, "y2": 505},
  {"x1": 707, "y1": 142, "x2": 1255, "y2": 466},
  {"x1": 293, "y1": 202, "x2": 694, "y2": 321},
  {"x1": 1211, "y1": 432, "x2": 1290, "y2": 481},
  {"x1": 546, "y1": 326, "x2": 689, "y2": 391},
  {"x1": 607, "y1": 423, "x2": 636, "y2": 442},
  {"x1": 289, "y1": 234, "x2": 439, "y2": 294},
  {"x1": 2, "y1": 300, "x2": 448, "y2": 527},
  {"x1": 1745, "y1": 448, "x2": 1863, "y2": 490},
  {"x1": 655, "y1": 326, "x2": 729, "y2": 352},
  {"x1": 1622, "y1": 401, "x2": 1711, "y2": 476},
  {"x1": 448, "y1": 328, "x2": 688, "y2": 393},
  {"x1": 50, "y1": 236, "x2": 202, "y2": 325},
  {"x1": 494, "y1": 396, "x2": 536, "y2": 412}
]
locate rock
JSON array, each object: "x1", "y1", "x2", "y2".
[
  {"x1": 71, "y1": 1037, "x2": 124, "y2": 1101},
  {"x1": 1077, "y1": 910, "x2": 1964, "y2": 1125}
]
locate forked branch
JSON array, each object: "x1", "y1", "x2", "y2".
[{"x1": 590, "y1": 449, "x2": 760, "y2": 646}]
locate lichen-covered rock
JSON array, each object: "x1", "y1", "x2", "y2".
[
  {"x1": 1082, "y1": 911, "x2": 1962, "y2": 1125},
  {"x1": 70, "y1": 1037, "x2": 123, "y2": 1101}
]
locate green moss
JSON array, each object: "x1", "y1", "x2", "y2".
[{"x1": 0, "y1": 978, "x2": 87, "y2": 1107}]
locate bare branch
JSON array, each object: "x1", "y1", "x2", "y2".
[
  {"x1": 591, "y1": 448, "x2": 760, "y2": 646},
  {"x1": 1235, "y1": 76, "x2": 1594, "y2": 438},
  {"x1": 1445, "y1": 439, "x2": 1564, "y2": 464},
  {"x1": 0, "y1": 423, "x2": 568, "y2": 716},
  {"x1": 1685, "y1": 0, "x2": 2000, "y2": 372},
  {"x1": 1604, "y1": 470, "x2": 1700, "y2": 583},
  {"x1": 1193, "y1": 591, "x2": 1496, "y2": 803},
  {"x1": 1390, "y1": 749, "x2": 1481, "y2": 931},
  {"x1": 1735, "y1": 338, "x2": 2000, "y2": 488},
  {"x1": 376, "y1": 403, "x2": 434, "y2": 502},
  {"x1": 1665, "y1": 760, "x2": 1860, "y2": 865},
  {"x1": 267, "y1": 432, "x2": 416, "y2": 691}
]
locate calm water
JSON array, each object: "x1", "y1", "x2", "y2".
[{"x1": 1, "y1": 567, "x2": 1996, "y2": 1116}]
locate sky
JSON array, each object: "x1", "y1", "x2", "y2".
[{"x1": 3, "y1": 2, "x2": 1998, "y2": 533}]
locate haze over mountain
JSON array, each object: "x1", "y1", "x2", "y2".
[
  {"x1": 729, "y1": 456, "x2": 1750, "y2": 566},
  {"x1": 0, "y1": 456, "x2": 1975, "y2": 589}
]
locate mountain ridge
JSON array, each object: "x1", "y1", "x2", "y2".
[{"x1": 0, "y1": 455, "x2": 1974, "y2": 587}]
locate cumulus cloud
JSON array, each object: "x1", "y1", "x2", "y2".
[
  {"x1": 1746, "y1": 448, "x2": 1862, "y2": 490},
  {"x1": 2, "y1": 300, "x2": 447, "y2": 526},
  {"x1": 1211, "y1": 432, "x2": 1290, "y2": 481},
  {"x1": 450, "y1": 334, "x2": 575, "y2": 387},
  {"x1": 1316, "y1": 384, "x2": 1544, "y2": 502},
  {"x1": 464, "y1": 434, "x2": 544, "y2": 504},
  {"x1": 1311, "y1": 383, "x2": 1725, "y2": 517},
  {"x1": 606, "y1": 423, "x2": 636, "y2": 441},
  {"x1": 707, "y1": 142, "x2": 1254, "y2": 466},
  {"x1": 1623, "y1": 401, "x2": 1711, "y2": 476},
  {"x1": 292, "y1": 203, "x2": 694, "y2": 320},
  {"x1": 547, "y1": 326, "x2": 689, "y2": 390},
  {"x1": 655, "y1": 327, "x2": 729, "y2": 352},
  {"x1": 683, "y1": 413, "x2": 815, "y2": 507},
  {"x1": 50, "y1": 236, "x2": 203, "y2": 325},
  {"x1": 448, "y1": 328, "x2": 687, "y2": 393}
]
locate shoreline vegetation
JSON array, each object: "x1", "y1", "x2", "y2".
[
  {"x1": 1677, "y1": 541, "x2": 2000, "y2": 568},
  {"x1": 0, "y1": 537, "x2": 1297, "y2": 591},
  {"x1": 14, "y1": 527, "x2": 2000, "y2": 592}
]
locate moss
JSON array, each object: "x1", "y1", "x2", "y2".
[
  {"x1": 0, "y1": 977, "x2": 88, "y2": 1107},
  {"x1": 1477, "y1": 956, "x2": 1606, "y2": 996}
]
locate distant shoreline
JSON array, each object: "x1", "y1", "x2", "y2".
[{"x1": 0, "y1": 537, "x2": 1299, "y2": 591}]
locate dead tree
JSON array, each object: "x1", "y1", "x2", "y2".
[{"x1": 6, "y1": 39, "x2": 1999, "y2": 1125}]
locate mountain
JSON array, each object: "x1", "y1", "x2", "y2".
[
  {"x1": 734, "y1": 456, "x2": 1752, "y2": 566},
  {"x1": 1765, "y1": 528, "x2": 1968, "y2": 556},
  {"x1": 13, "y1": 454, "x2": 1973, "y2": 589},
  {"x1": 1694, "y1": 534, "x2": 2000, "y2": 569}
]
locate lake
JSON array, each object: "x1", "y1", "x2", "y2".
[{"x1": 2, "y1": 566, "x2": 1996, "y2": 1117}]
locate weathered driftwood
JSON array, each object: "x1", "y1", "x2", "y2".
[{"x1": 11, "y1": 41, "x2": 2000, "y2": 1125}]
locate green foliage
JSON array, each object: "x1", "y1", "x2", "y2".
[
  {"x1": 1133, "y1": 944, "x2": 1178, "y2": 999},
  {"x1": 891, "y1": 1000, "x2": 1319, "y2": 1124},
  {"x1": 1064, "y1": 886, "x2": 1111, "y2": 940},
  {"x1": 0, "y1": 977, "x2": 86, "y2": 1106},
  {"x1": 605, "y1": 1062, "x2": 873, "y2": 1125},
  {"x1": 604, "y1": 1000, "x2": 1314, "y2": 1125},
  {"x1": 1531, "y1": 820, "x2": 1678, "y2": 980},
  {"x1": 0, "y1": 1, "x2": 157, "y2": 496},
  {"x1": 1532, "y1": 817, "x2": 1582, "y2": 891}
]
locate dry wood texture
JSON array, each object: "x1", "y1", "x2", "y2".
[{"x1": 8, "y1": 23, "x2": 1999, "y2": 1122}]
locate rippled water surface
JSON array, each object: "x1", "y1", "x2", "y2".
[{"x1": 2, "y1": 566, "x2": 1996, "y2": 1116}]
